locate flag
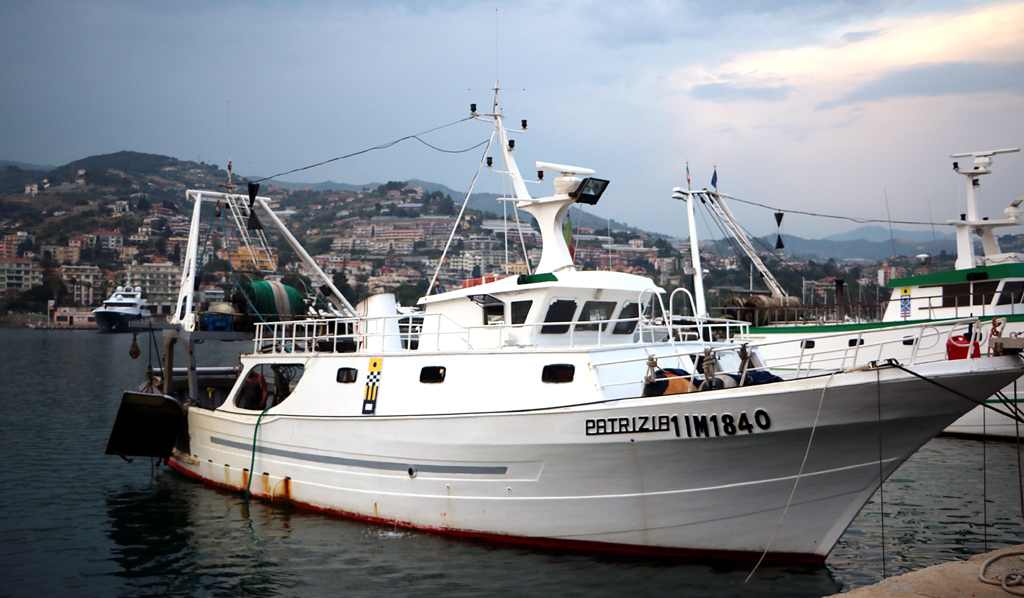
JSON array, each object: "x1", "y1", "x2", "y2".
[
  {"x1": 563, "y1": 217, "x2": 575, "y2": 260},
  {"x1": 686, "y1": 163, "x2": 691, "y2": 188},
  {"x1": 711, "y1": 169, "x2": 718, "y2": 190}
]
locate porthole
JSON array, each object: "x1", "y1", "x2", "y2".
[
  {"x1": 337, "y1": 367, "x2": 358, "y2": 383},
  {"x1": 420, "y1": 366, "x2": 446, "y2": 383},
  {"x1": 542, "y1": 364, "x2": 575, "y2": 383}
]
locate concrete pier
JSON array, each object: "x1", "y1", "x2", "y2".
[{"x1": 827, "y1": 544, "x2": 1024, "y2": 597}]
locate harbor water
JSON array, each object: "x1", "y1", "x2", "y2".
[{"x1": 1, "y1": 328, "x2": 1022, "y2": 597}]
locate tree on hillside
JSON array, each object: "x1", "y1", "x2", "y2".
[{"x1": 332, "y1": 268, "x2": 357, "y2": 305}]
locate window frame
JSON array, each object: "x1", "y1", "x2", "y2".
[
  {"x1": 574, "y1": 300, "x2": 617, "y2": 332},
  {"x1": 540, "y1": 299, "x2": 578, "y2": 334}
]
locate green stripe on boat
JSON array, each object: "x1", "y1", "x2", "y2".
[{"x1": 888, "y1": 264, "x2": 1024, "y2": 288}]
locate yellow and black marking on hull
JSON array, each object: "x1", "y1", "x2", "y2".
[{"x1": 362, "y1": 357, "x2": 382, "y2": 414}]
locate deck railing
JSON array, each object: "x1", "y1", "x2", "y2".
[
  {"x1": 742, "y1": 316, "x2": 987, "y2": 378},
  {"x1": 251, "y1": 310, "x2": 751, "y2": 356}
]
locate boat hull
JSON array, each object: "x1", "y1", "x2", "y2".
[
  {"x1": 94, "y1": 310, "x2": 138, "y2": 333},
  {"x1": 168, "y1": 356, "x2": 1022, "y2": 562}
]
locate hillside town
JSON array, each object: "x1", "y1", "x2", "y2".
[{"x1": 2, "y1": 151, "x2": 1017, "y2": 328}]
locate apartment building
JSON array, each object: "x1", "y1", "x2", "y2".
[
  {"x1": 0, "y1": 258, "x2": 43, "y2": 290},
  {"x1": 124, "y1": 261, "x2": 182, "y2": 314}
]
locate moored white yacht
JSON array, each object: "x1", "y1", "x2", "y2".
[
  {"x1": 106, "y1": 105, "x2": 1024, "y2": 563},
  {"x1": 93, "y1": 285, "x2": 151, "y2": 333}
]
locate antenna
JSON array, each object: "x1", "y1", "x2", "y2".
[
  {"x1": 927, "y1": 200, "x2": 939, "y2": 257},
  {"x1": 495, "y1": 8, "x2": 498, "y2": 87},
  {"x1": 218, "y1": 100, "x2": 235, "y2": 193},
  {"x1": 884, "y1": 190, "x2": 896, "y2": 259},
  {"x1": 469, "y1": 11, "x2": 523, "y2": 116}
]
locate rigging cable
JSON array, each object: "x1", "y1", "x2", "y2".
[
  {"x1": 251, "y1": 116, "x2": 483, "y2": 183},
  {"x1": 719, "y1": 192, "x2": 949, "y2": 227},
  {"x1": 1016, "y1": 380, "x2": 1024, "y2": 521},
  {"x1": 513, "y1": 201, "x2": 532, "y2": 274},
  {"x1": 428, "y1": 130, "x2": 496, "y2": 295},
  {"x1": 746, "y1": 372, "x2": 835, "y2": 582},
  {"x1": 876, "y1": 366, "x2": 887, "y2": 579},
  {"x1": 984, "y1": 406, "x2": 989, "y2": 552},
  {"x1": 697, "y1": 200, "x2": 747, "y2": 276}
]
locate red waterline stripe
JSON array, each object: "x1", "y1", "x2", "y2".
[{"x1": 166, "y1": 457, "x2": 825, "y2": 566}]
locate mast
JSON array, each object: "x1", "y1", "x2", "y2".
[
  {"x1": 171, "y1": 190, "x2": 358, "y2": 330},
  {"x1": 479, "y1": 93, "x2": 604, "y2": 274},
  {"x1": 949, "y1": 148, "x2": 1021, "y2": 270},
  {"x1": 677, "y1": 189, "x2": 787, "y2": 299},
  {"x1": 672, "y1": 187, "x2": 707, "y2": 316}
]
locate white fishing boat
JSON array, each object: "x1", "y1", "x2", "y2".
[
  {"x1": 93, "y1": 285, "x2": 151, "y2": 333},
  {"x1": 106, "y1": 104, "x2": 1024, "y2": 563},
  {"x1": 682, "y1": 149, "x2": 1024, "y2": 439}
]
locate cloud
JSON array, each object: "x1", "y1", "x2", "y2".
[
  {"x1": 818, "y1": 60, "x2": 1024, "y2": 109},
  {"x1": 689, "y1": 82, "x2": 796, "y2": 102},
  {"x1": 838, "y1": 29, "x2": 884, "y2": 45}
]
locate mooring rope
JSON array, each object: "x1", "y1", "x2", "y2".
[
  {"x1": 244, "y1": 401, "x2": 271, "y2": 507},
  {"x1": 888, "y1": 362, "x2": 1024, "y2": 425},
  {"x1": 746, "y1": 371, "x2": 835, "y2": 582},
  {"x1": 1016, "y1": 381, "x2": 1024, "y2": 521},
  {"x1": 979, "y1": 550, "x2": 1024, "y2": 596},
  {"x1": 876, "y1": 366, "x2": 887, "y2": 578}
]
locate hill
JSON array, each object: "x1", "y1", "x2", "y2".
[
  {"x1": 260, "y1": 176, "x2": 646, "y2": 234},
  {"x1": 0, "y1": 159, "x2": 55, "y2": 171},
  {"x1": 0, "y1": 149, "x2": 988, "y2": 259},
  {"x1": 823, "y1": 225, "x2": 954, "y2": 243},
  {"x1": 743, "y1": 234, "x2": 959, "y2": 261}
]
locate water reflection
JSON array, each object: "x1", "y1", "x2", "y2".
[
  {"x1": 101, "y1": 468, "x2": 842, "y2": 598},
  {"x1": 827, "y1": 437, "x2": 1024, "y2": 586},
  {"x1": 105, "y1": 475, "x2": 297, "y2": 597}
]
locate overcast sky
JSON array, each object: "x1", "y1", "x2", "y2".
[{"x1": 3, "y1": 0, "x2": 1023, "y2": 241}]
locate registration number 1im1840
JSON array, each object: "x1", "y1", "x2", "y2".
[{"x1": 585, "y1": 409, "x2": 771, "y2": 438}]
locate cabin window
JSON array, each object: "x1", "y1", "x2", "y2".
[
  {"x1": 511, "y1": 300, "x2": 533, "y2": 325},
  {"x1": 575, "y1": 301, "x2": 617, "y2": 332},
  {"x1": 801, "y1": 339, "x2": 815, "y2": 349},
  {"x1": 997, "y1": 281, "x2": 1024, "y2": 305},
  {"x1": 942, "y1": 283, "x2": 970, "y2": 308},
  {"x1": 612, "y1": 302, "x2": 640, "y2": 335},
  {"x1": 973, "y1": 281, "x2": 999, "y2": 306},
  {"x1": 848, "y1": 338, "x2": 864, "y2": 347},
  {"x1": 469, "y1": 294, "x2": 505, "y2": 325},
  {"x1": 420, "y1": 366, "x2": 446, "y2": 383},
  {"x1": 541, "y1": 300, "x2": 577, "y2": 334},
  {"x1": 541, "y1": 364, "x2": 575, "y2": 383},
  {"x1": 483, "y1": 304, "x2": 505, "y2": 325},
  {"x1": 337, "y1": 367, "x2": 358, "y2": 383},
  {"x1": 234, "y1": 364, "x2": 305, "y2": 411}
]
